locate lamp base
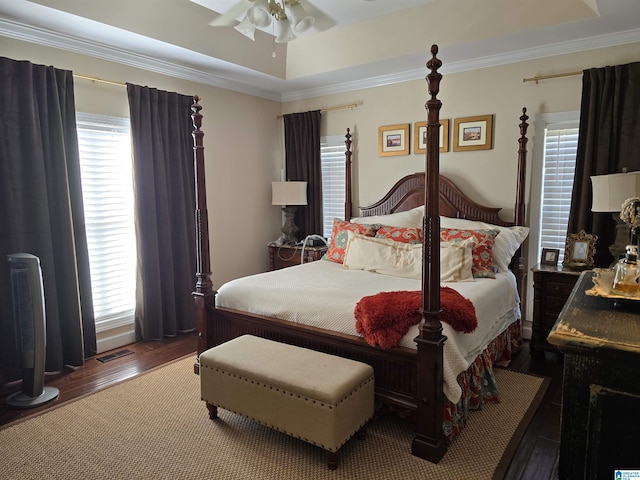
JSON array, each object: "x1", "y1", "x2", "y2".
[
  {"x1": 610, "y1": 214, "x2": 630, "y2": 263},
  {"x1": 280, "y1": 206, "x2": 299, "y2": 245}
]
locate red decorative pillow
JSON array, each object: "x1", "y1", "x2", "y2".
[
  {"x1": 325, "y1": 219, "x2": 379, "y2": 263},
  {"x1": 439, "y1": 228, "x2": 498, "y2": 278},
  {"x1": 375, "y1": 225, "x2": 422, "y2": 244}
]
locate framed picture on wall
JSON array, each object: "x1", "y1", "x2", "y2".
[
  {"x1": 413, "y1": 119, "x2": 449, "y2": 154},
  {"x1": 453, "y1": 114, "x2": 493, "y2": 151},
  {"x1": 378, "y1": 124, "x2": 410, "y2": 157}
]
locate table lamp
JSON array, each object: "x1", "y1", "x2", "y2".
[
  {"x1": 590, "y1": 170, "x2": 640, "y2": 260},
  {"x1": 272, "y1": 181, "x2": 307, "y2": 244}
]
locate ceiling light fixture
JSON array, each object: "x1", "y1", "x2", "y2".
[{"x1": 234, "y1": 0, "x2": 315, "y2": 43}]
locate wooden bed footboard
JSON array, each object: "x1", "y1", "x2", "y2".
[{"x1": 207, "y1": 307, "x2": 419, "y2": 410}]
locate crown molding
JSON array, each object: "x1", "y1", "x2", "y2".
[
  {"x1": 0, "y1": 18, "x2": 283, "y2": 102},
  {"x1": 2, "y1": 18, "x2": 639, "y2": 103},
  {"x1": 443, "y1": 27, "x2": 640, "y2": 74},
  {"x1": 281, "y1": 27, "x2": 640, "y2": 101}
]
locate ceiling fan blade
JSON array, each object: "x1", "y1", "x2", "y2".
[
  {"x1": 207, "y1": 0, "x2": 252, "y2": 27},
  {"x1": 297, "y1": 0, "x2": 336, "y2": 32},
  {"x1": 208, "y1": 16, "x2": 238, "y2": 27}
]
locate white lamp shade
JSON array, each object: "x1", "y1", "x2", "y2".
[
  {"x1": 591, "y1": 171, "x2": 640, "y2": 212},
  {"x1": 288, "y1": 2, "x2": 314, "y2": 34},
  {"x1": 275, "y1": 17, "x2": 296, "y2": 43},
  {"x1": 234, "y1": 16, "x2": 257, "y2": 40},
  {"x1": 272, "y1": 181, "x2": 307, "y2": 206},
  {"x1": 247, "y1": 0, "x2": 272, "y2": 27}
]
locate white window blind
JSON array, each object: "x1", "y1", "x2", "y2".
[
  {"x1": 76, "y1": 112, "x2": 136, "y2": 332},
  {"x1": 320, "y1": 135, "x2": 346, "y2": 239},
  {"x1": 539, "y1": 123, "x2": 579, "y2": 263}
]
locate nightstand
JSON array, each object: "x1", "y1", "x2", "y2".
[
  {"x1": 268, "y1": 243, "x2": 328, "y2": 271},
  {"x1": 530, "y1": 263, "x2": 581, "y2": 360}
]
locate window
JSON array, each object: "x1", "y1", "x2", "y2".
[
  {"x1": 525, "y1": 111, "x2": 579, "y2": 328},
  {"x1": 320, "y1": 135, "x2": 346, "y2": 239},
  {"x1": 536, "y1": 119, "x2": 580, "y2": 264},
  {"x1": 76, "y1": 113, "x2": 136, "y2": 333}
]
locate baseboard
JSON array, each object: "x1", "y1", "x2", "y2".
[
  {"x1": 522, "y1": 325, "x2": 532, "y2": 340},
  {"x1": 97, "y1": 330, "x2": 136, "y2": 354}
]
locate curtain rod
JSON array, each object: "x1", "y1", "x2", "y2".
[
  {"x1": 278, "y1": 103, "x2": 358, "y2": 119},
  {"x1": 73, "y1": 73, "x2": 126, "y2": 87},
  {"x1": 523, "y1": 70, "x2": 582, "y2": 84}
]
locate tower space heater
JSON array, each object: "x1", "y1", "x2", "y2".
[{"x1": 6, "y1": 253, "x2": 59, "y2": 408}]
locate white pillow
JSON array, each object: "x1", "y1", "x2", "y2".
[
  {"x1": 343, "y1": 232, "x2": 422, "y2": 279},
  {"x1": 440, "y1": 240, "x2": 475, "y2": 282},
  {"x1": 440, "y1": 216, "x2": 529, "y2": 273},
  {"x1": 343, "y1": 232, "x2": 474, "y2": 282},
  {"x1": 350, "y1": 205, "x2": 423, "y2": 228}
]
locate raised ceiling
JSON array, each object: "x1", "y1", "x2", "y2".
[{"x1": 1, "y1": 0, "x2": 639, "y2": 101}]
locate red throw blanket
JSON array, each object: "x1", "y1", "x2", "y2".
[{"x1": 354, "y1": 288, "x2": 477, "y2": 349}]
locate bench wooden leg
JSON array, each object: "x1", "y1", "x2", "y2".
[
  {"x1": 206, "y1": 402, "x2": 218, "y2": 420},
  {"x1": 326, "y1": 449, "x2": 340, "y2": 470}
]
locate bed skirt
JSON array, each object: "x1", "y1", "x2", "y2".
[{"x1": 443, "y1": 320, "x2": 523, "y2": 439}]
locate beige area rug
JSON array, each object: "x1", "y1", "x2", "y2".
[{"x1": 0, "y1": 356, "x2": 547, "y2": 480}]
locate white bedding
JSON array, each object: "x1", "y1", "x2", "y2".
[{"x1": 216, "y1": 260, "x2": 520, "y2": 404}]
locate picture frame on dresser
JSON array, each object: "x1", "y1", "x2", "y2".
[
  {"x1": 541, "y1": 248, "x2": 560, "y2": 266},
  {"x1": 562, "y1": 230, "x2": 597, "y2": 269}
]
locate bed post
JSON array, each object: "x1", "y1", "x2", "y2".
[
  {"x1": 191, "y1": 96, "x2": 216, "y2": 373},
  {"x1": 513, "y1": 107, "x2": 529, "y2": 299},
  {"x1": 344, "y1": 128, "x2": 353, "y2": 221},
  {"x1": 412, "y1": 45, "x2": 447, "y2": 463}
]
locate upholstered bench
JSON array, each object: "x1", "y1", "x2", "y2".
[{"x1": 199, "y1": 335, "x2": 375, "y2": 469}]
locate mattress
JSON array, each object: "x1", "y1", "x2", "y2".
[{"x1": 216, "y1": 259, "x2": 520, "y2": 403}]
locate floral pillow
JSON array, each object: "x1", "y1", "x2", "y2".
[
  {"x1": 375, "y1": 225, "x2": 423, "y2": 244},
  {"x1": 439, "y1": 228, "x2": 499, "y2": 278},
  {"x1": 440, "y1": 216, "x2": 529, "y2": 273},
  {"x1": 325, "y1": 219, "x2": 379, "y2": 264}
]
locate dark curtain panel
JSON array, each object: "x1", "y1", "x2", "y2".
[
  {"x1": 126, "y1": 84, "x2": 196, "y2": 341},
  {"x1": 0, "y1": 57, "x2": 96, "y2": 385},
  {"x1": 283, "y1": 110, "x2": 322, "y2": 238},
  {"x1": 568, "y1": 62, "x2": 640, "y2": 267}
]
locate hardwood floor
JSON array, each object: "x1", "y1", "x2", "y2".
[
  {"x1": 0, "y1": 332, "x2": 198, "y2": 427},
  {"x1": 0, "y1": 334, "x2": 562, "y2": 479},
  {"x1": 503, "y1": 345, "x2": 563, "y2": 480}
]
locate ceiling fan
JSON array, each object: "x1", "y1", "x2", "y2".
[{"x1": 193, "y1": 0, "x2": 336, "y2": 43}]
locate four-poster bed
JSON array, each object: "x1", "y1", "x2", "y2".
[{"x1": 190, "y1": 45, "x2": 529, "y2": 463}]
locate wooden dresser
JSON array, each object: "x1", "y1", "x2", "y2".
[
  {"x1": 548, "y1": 271, "x2": 640, "y2": 480},
  {"x1": 268, "y1": 243, "x2": 327, "y2": 271},
  {"x1": 530, "y1": 264, "x2": 581, "y2": 360}
]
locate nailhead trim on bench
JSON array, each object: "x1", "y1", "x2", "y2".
[
  {"x1": 200, "y1": 364, "x2": 374, "y2": 451},
  {"x1": 200, "y1": 365, "x2": 374, "y2": 409},
  {"x1": 204, "y1": 400, "x2": 370, "y2": 452}
]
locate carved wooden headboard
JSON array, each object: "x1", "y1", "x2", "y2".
[{"x1": 359, "y1": 173, "x2": 512, "y2": 227}]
